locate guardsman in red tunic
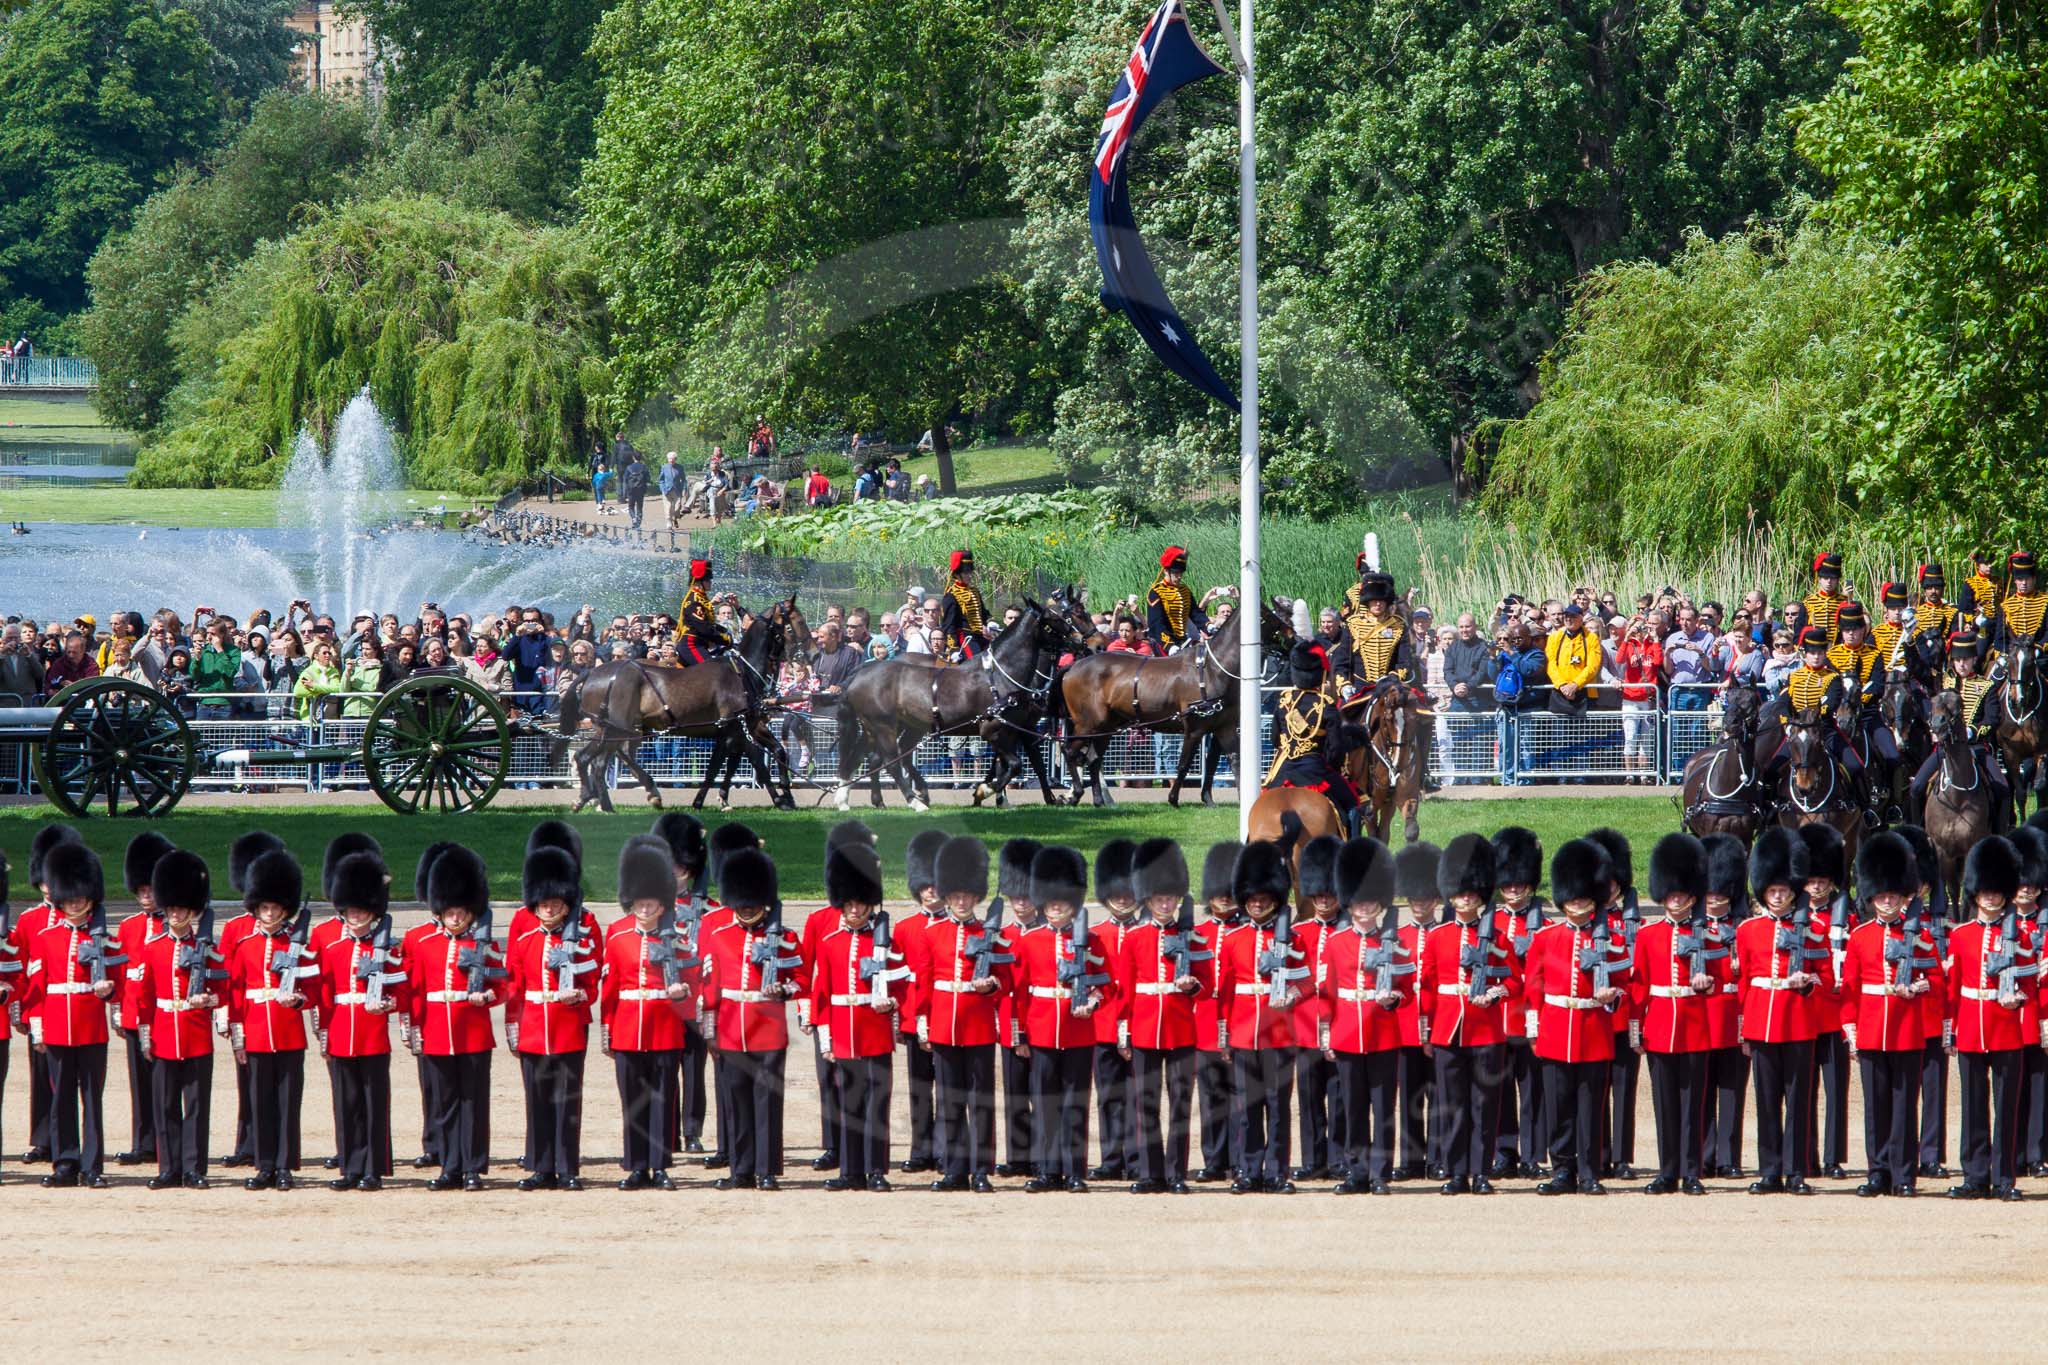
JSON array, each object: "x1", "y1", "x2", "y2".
[
  {"x1": 1490, "y1": 826, "x2": 1548, "y2": 1179},
  {"x1": 20, "y1": 841, "x2": 119, "y2": 1187},
  {"x1": 800, "y1": 820, "x2": 876, "y2": 1174},
  {"x1": 1088, "y1": 838, "x2": 1141, "y2": 1181},
  {"x1": 909, "y1": 837, "x2": 1011, "y2": 1191},
  {"x1": 1736, "y1": 828, "x2": 1835, "y2": 1194},
  {"x1": 1631, "y1": 834, "x2": 1721, "y2": 1195},
  {"x1": 991, "y1": 837, "x2": 1043, "y2": 1180},
  {"x1": 228, "y1": 850, "x2": 316, "y2": 1190},
  {"x1": 1795, "y1": 824, "x2": 1854, "y2": 1180},
  {"x1": 507, "y1": 845, "x2": 598, "y2": 1191},
  {"x1": 135, "y1": 849, "x2": 229, "y2": 1189},
  {"x1": 1192, "y1": 842, "x2": 1241, "y2": 1183},
  {"x1": 1528, "y1": 839, "x2": 1629, "y2": 1196},
  {"x1": 1393, "y1": 842, "x2": 1443, "y2": 1179},
  {"x1": 701, "y1": 847, "x2": 802, "y2": 1190},
  {"x1": 649, "y1": 812, "x2": 711, "y2": 1156},
  {"x1": 17, "y1": 823, "x2": 84, "y2": 1166},
  {"x1": 1012, "y1": 846, "x2": 1108, "y2": 1192},
  {"x1": 697, "y1": 820, "x2": 760, "y2": 1173},
  {"x1": 1946, "y1": 836, "x2": 2038, "y2": 1200},
  {"x1": 413, "y1": 846, "x2": 504, "y2": 1191},
  {"x1": 506, "y1": 819, "x2": 585, "y2": 1176},
  {"x1": 808, "y1": 844, "x2": 909, "y2": 1191},
  {"x1": 1289, "y1": 835, "x2": 1343, "y2": 1181},
  {"x1": 1893, "y1": 823, "x2": 1954, "y2": 1178},
  {"x1": 1119, "y1": 838, "x2": 1211, "y2": 1194},
  {"x1": 1417, "y1": 834, "x2": 1522, "y2": 1195},
  {"x1": 309, "y1": 852, "x2": 403, "y2": 1189},
  {"x1": 603, "y1": 837, "x2": 691, "y2": 1189},
  {"x1": 1215, "y1": 840, "x2": 1306, "y2": 1193},
  {"x1": 114, "y1": 831, "x2": 174, "y2": 1166},
  {"x1": 1840, "y1": 832, "x2": 1941, "y2": 1196},
  {"x1": 0, "y1": 853, "x2": 18, "y2": 1151},
  {"x1": 400, "y1": 842, "x2": 459, "y2": 1171},
  {"x1": 2011, "y1": 827, "x2": 2048, "y2": 1178},
  {"x1": 217, "y1": 831, "x2": 285, "y2": 1170},
  {"x1": 1321, "y1": 838, "x2": 1410, "y2": 1195},
  {"x1": 1585, "y1": 828, "x2": 1641, "y2": 1181},
  {"x1": 894, "y1": 828, "x2": 948, "y2": 1174},
  {"x1": 1699, "y1": 834, "x2": 1750, "y2": 1177},
  {"x1": 310, "y1": 832, "x2": 381, "y2": 1175}
]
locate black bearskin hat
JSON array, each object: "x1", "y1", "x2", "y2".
[
  {"x1": 1031, "y1": 845, "x2": 1089, "y2": 911},
  {"x1": 1131, "y1": 837, "x2": 1189, "y2": 902},
  {"x1": 1702, "y1": 834, "x2": 1750, "y2": 916},
  {"x1": 123, "y1": 831, "x2": 176, "y2": 895},
  {"x1": 1648, "y1": 834, "x2": 1707, "y2": 907},
  {"x1": 525, "y1": 818, "x2": 583, "y2": 873},
  {"x1": 1856, "y1": 832, "x2": 1920, "y2": 903},
  {"x1": 44, "y1": 839, "x2": 104, "y2": 907},
  {"x1": 1963, "y1": 835, "x2": 2021, "y2": 906},
  {"x1": 1894, "y1": 824, "x2": 1940, "y2": 892},
  {"x1": 1201, "y1": 841, "x2": 1242, "y2": 905},
  {"x1": 1288, "y1": 640, "x2": 1328, "y2": 689},
  {"x1": 1337, "y1": 838, "x2": 1396, "y2": 910},
  {"x1": 2011, "y1": 825, "x2": 2048, "y2": 891},
  {"x1": 426, "y1": 845, "x2": 489, "y2": 919},
  {"x1": 618, "y1": 835, "x2": 678, "y2": 909},
  {"x1": 827, "y1": 819, "x2": 876, "y2": 855},
  {"x1": 1794, "y1": 823, "x2": 1844, "y2": 887},
  {"x1": 415, "y1": 840, "x2": 461, "y2": 902},
  {"x1": 229, "y1": 831, "x2": 287, "y2": 895},
  {"x1": 906, "y1": 829, "x2": 948, "y2": 898},
  {"x1": 1298, "y1": 835, "x2": 1343, "y2": 903},
  {"x1": 1095, "y1": 838, "x2": 1138, "y2": 905},
  {"x1": 1585, "y1": 828, "x2": 1633, "y2": 892},
  {"x1": 1549, "y1": 839, "x2": 1612, "y2": 909},
  {"x1": 827, "y1": 844, "x2": 886, "y2": 909},
  {"x1": 998, "y1": 838, "x2": 1043, "y2": 903},
  {"x1": 322, "y1": 832, "x2": 383, "y2": 904},
  {"x1": 1396, "y1": 842, "x2": 1442, "y2": 904},
  {"x1": 1490, "y1": 826, "x2": 1544, "y2": 890},
  {"x1": 1437, "y1": 832, "x2": 1496, "y2": 904},
  {"x1": 935, "y1": 837, "x2": 989, "y2": 902},
  {"x1": 329, "y1": 851, "x2": 390, "y2": 916},
  {"x1": 720, "y1": 847, "x2": 778, "y2": 911},
  {"x1": 708, "y1": 822, "x2": 762, "y2": 887},
  {"x1": 522, "y1": 846, "x2": 583, "y2": 914},
  {"x1": 29, "y1": 822, "x2": 82, "y2": 889},
  {"x1": 1231, "y1": 840, "x2": 1292, "y2": 909},
  {"x1": 149, "y1": 849, "x2": 209, "y2": 913},
  {"x1": 1749, "y1": 827, "x2": 1801, "y2": 898},
  {"x1": 651, "y1": 811, "x2": 708, "y2": 874},
  {"x1": 243, "y1": 848, "x2": 302, "y2": 912}
]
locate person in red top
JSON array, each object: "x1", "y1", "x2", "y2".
[
  {"x1": 1119, "y1": 838, "x2": 1210, "y2": 1194},
  {"x1": 799, "y1": 820, "x2": 875, "y2": 1174},
  {"x1": 113, "y1": 830, "x2": 174, "y2": 1166},
  {"x1": 1320, "y1": 838, "x2": 1410, "y2": 1195},
  {"x1": 1896, "y1": 824, "x2": 1953, "y2": 1179},
  {"x1": 1192, "y1": 842, "x2": 1241, "y2": 1183},
  {"x1": 507, "y1": 844, "x2": 597, "y2": 1191},
  {"x1": 1288, "y1": 835, "x2": 1343, "y2": 1182},
  {"x1": 1214, "y1": 840, "x2": 1303, "y2": 1193},
  {"x1": 991, "y1": 837, "x2": 1043, "y2": 1180},
  {"x1": 17, "y1": 822, "x2": 83, "y2": 1165},
  {"x1": 228, "y1": 849, "x2": 316, "y2": 1191},
  {"x1": 1011, "y1": 845, "x2": 1107, "y2": 1192},
  {"x1": 402, "y1": 842, "x2": 460, "y2": 1172},
  {"x1": 650, "y1": 811, "x2": 712, "y2": 1157},
  {"x1": 1946, "y1": 836, "x2": 2036, "y2": 1200},
  {"x1": 1585, "y1": 827, "x2": 1642, "y2": 1182},
  {"x1": 309, "y1": 832, "x2": 380, "y2": 1175},
  {"x1": 506, "y1": 819, "x2": 585, "y2": 1178},
  {"x1": 1698, "y1": 834, "x2": 1750, "y2": 1178},
  {"x1": 1630, "y1": 834, "x2": 1722, "y2": 1195},
  {"x1": 1088, "y1": 838, "x2": 1141, "y2": 1181},
  {"x1": 894, "y1": 828, "x2": 948, "y2": 1173},
  {"x1": 1838, "y1": 832, "x2": 1941, "y2": 1197},
  {"x1": 1417, "y1": 833, "x2": 1522, "y2": 1195},
  {"x1": 413, "y1": 845, "x2": 504, "y2": 1191},
  {"x1": 702, "y1": 846, "x2": 801, "y2": 1190},
  {"x1": 1795, "y1": 823, "x2": 1854, "y2": 1180},
  {"x1": 1736, "y1": 828, "x2": 1835, "y2": 1194},
  {"x1": 808, "y1": 844, "x2": 908, "y2": 1191},
  {"x1": 603, "y1": 836, "x2": 691, "y2": 1190},
  {"x1": 21, "y1": 841, "x2": 120, "y2": 1187},
  {"x1": 218, "y1": 830, "x2": 285, "y2": 1170},
  {"x1": 909, "y1": 837, "x2": 1010, "y2": 1192},
  {"x1": 309, "y1": 852, "x2": 403, "y2": 1189},
  {"x1": 1528, "y1": 839, "x2": 1629, "y2": 1196},
  {"x1": 1392, "y1": 842, "x2": 1441, "y2": 1180},
  {"x1": 134, "y1": 850, "x2": 227, "y2": 1188},
  {"x1": 1490, "y1": 826, "x2": 1547, "y2": 1180}
]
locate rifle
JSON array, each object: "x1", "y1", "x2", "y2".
[
  {"x1": 1055, "y1": 907, "x2": 1108, "y2": 1015},
  {"x1": 646, "y1": 904, "x2": 701, "y2": 991},
  {"x1": 1884, "y1": 903, "x2": 1941, "y2": 992},
  {"x1": 1826, "y1": 891, "x2": 1856, "y2": 983},
  {"x1": 1160, "y1": 896, "x2": 1213, "y2": 981},
  {"x1": 269, "y1": 900, "x2": 319, "y2": 1001},
  {"x1": 858, "y1": 911, "x2": 909, "y2": 1008},
  {"x1": 75, "y1": 905, "x2": 127, "y2": 987},
  {"x1": 1676, "y1": 909, "x2": 1733, "y2": 982},
  {"x1": 970, "y1": 902, "x2": 1014, "y2": 981},
  {"x1": 1509, "y1": 897, "x2": 1548, "y2": 956},
  {"x1": 1458, "y1": 908, "x2": 1512, "y2": 1001},
  {"x1": 747, "y1": 908, "x2": 804, "y2": 995},
  {"x1": 1257, "y1": 906, "x2": 1310, "y2": 1008},
  {"x1": 178, "y1": 905, "x2": 229, "y2": 1000},
  {"x1": 544, "y1": 909, "x2": 600, "y2": 995},
  {"x1": 1773, "y1": 904, "x2": 1830, "y2": 985},
  {"x1": 456, "y1": 910, "x2": 508, "y2": 996},
  {"x1": 1577, "y1": 913, "x2": 1632, "y2": 1009},
  {"x1": 1986, "y1": 910, "x2": 2040, "y2": 1005},
  {"x1": 356, "y1": 914, "x2": 404, "y2": 1010},
  {"x1": 1360, "y1": 908, "x2": 1415, "y2": 998}
]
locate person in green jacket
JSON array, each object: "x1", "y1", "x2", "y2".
[
  {"x1": 341, "y1": 639, "x2": 388, "y2": 718},
  {"x1": 192, "y1": 619, "x2": 244, "y2": 719},
  {"x1": 292, "y1": 640, "x2": 344, "y2": 720}
]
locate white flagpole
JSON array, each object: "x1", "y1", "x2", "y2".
[{"x1": 1216, "y1": 0, "x2": 1259, "y2": 838}]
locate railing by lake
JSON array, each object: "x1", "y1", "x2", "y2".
[{"x1": 0, "y1": 355, "x2": 98, "y2": 390}]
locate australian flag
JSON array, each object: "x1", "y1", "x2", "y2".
[{"x1": 1089, "y1": 0, "x2": 1239, "y2": 412}]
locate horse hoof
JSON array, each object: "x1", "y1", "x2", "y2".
[
  {"x1": 910, "y1": 798, "x2": 930, "y2": 814},
  {"x1": 970, "y1": 784, "x2": 990, "y2": 806},
  {"x1": 648, "y1": 795, "x2": 664, "y2": 810},
  {"x1": 1166, "y1": 792, "x2": 1181, "y2": 808},
  {"x1": 1200, "y1": 792, "x2": 1215, "y2": 807},
  {"x1": 833, "y1": 786, "x2": 851, "y2": 812}
]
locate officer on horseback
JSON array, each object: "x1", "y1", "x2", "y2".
[
  {"x1": 1959, "y1": 548, "x2": 2004, "y2": 626},
  {"x1": 1262, "y1": 640, "x2": 1362, "y2": 834},
  {"x1": 1830, "y1": 599, "x2": 1889, "y2": 771},
  {"x1": 1331, "y1": 568, "x2": 1415, "y2": 696},
  {"x1": 939, "y1": 549, "x2": 990, "y2": 662},
  {"x1": 1991, "y1": 550, "x2": 2045, "y2": 658},
  {"x1": 1908, "y1": 625, "x2": 2010, "y2": 822},
  {"x1": 1873, "y1": 580, "x2": 1907, "y2": 664},
  {"x1": 1804, "y1": 551, "x2": 1848, "y2": 648},
  {"x1": 1145, "y1": 546, "x2": 1208, "y2": 654},
  {"x1": 675, "y1": 558, "x2": 732, "y2": 666},
  {"x1": 1760, "y1": 624, "x2": 1872, "y2": 822},
  {"x1": 1898, "y1": 562, "x2": 1957, "y2": 682}
]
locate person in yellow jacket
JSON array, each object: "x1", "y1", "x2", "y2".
[{"x1": 1543, "y1": 604, "x2": 1602, "y2": 716}]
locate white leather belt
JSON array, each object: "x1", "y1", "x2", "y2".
[
  {"x1": 524, "y1": 990, "x2": 578, "y2": 1004},
  {"x1": 1029, "y1": 986, "x2": 1075, "y2": 1000},
  {"x1": 1959, "y1": 987, "x2": 2006, "y2": 1002},
  {"x1": 1133, "y1": 982, "x2": 1178, "y2": 996},
  {"x1": 155, "y1": 998, "x2": 205, "y2": 1012},
  {"x1": 1236, "y1": 984, "x2": 1280, "y2": 996},
  {"x1": 1544, "y1": 994, "x2": 1601, "y2": 1010},
  {"x1": 1720, "y1": 984, "x2": 1739, "y2": 994},
  {"x1": 246, "y1": 988, "x2": 292, "y2": 1004},
  {"x1": 47, "y1": 982, "x2": 95, "y2": 995},
  {"x1": 829, "y1": 993, "x2": 886, "y2": 1006},
  {"x1": 1749, "y1": 976, "x2": 1796, "y2": 990},
  {"x1": 1437, "y1": 984, "x2": 1473, "y2": 997},
  {"x1": 1650, "y1": 985, "x2": 1697, "y2": 999},
  {"x1": 1337, "y1": 987, "x2": 1374, "y2": 1003},
  {"x1": 331, "y1": 992, "x2": 368, "y2": 1005},
  {"x1": 722, "y1": 989, "x2": 773, "y2": 1003},
  {"x1": 932, "y1": 980, "x2": 974, "y2": 994},
  {"x1": 425, "y1": 990, "x2": 468, "y2": 1003},
  {"x1": 618, "y1": 988, "x2": 669, "y2": 1002}
]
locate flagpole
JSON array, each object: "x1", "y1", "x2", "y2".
[{"x1": 1227, "y1": 0, "x2": 1259, "y2": 839}]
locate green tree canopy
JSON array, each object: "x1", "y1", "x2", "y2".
[{"x1": 166, "y1": 0, "x2": 297, "y2": 108}]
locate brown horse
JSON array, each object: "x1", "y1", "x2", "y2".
[
  {"x1": 1339, "y1": 683, "x2": 1431, "y2": 844},
  {"x1": 1248, "y1": 789, "x2": 1341, "y2": 882},
  {"x1": 1993, "y1": 640, "x2": 2048, "y2": 821},
  {"x1": 1057, "y1": 598, "x2": 1298, "y2": 807},
  {"x1": 1923, "y1": 688, "x2": 1996, "y2": 907},
  {"x1": 1680, "y1": 684, "x2": 1764, "y2": 845},
  {"x1": 1775, "y1": 706, "x2": 1863, "y2": 867},
  {"x1": 557, "y1": 596, "x2": 810, "y2": 812}
]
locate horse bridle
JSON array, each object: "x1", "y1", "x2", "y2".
[{"x1": 1784, "y1": 719, "x2": 1841, "y2": 813}]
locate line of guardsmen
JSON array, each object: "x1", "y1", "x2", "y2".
[{"x1": 4, "y1": 814, "x2": 2046, "y2": 1197}]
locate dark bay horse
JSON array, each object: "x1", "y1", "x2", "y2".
[
  {"x1": 557, "y1": 597, "x2": 809, "y2": 812},
  {"x1": 1923, "y1": 688, "x2": 1995, "y2": 907},
  {"x1": 1876, "y1": 669, "x2": 1931, "y2": 826},
  {"x1": 1679, "y1": 684, "x2": 1764, "y2": 845},
  {"x1": 1993, "y1": 641, "x2": 2048, "y2": 821},
  {"x1": 1775, "y1": 706, "x2": 1863, "y2": 867},
  {"x1": 1339, "y1": 682, "x2": 1430, "y2": 844},
  {"x1": 1056, "y1": 598, "x2": 1297, "y2": 808}
]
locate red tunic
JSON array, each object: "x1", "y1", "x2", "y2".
[
  {"x1": 1289, "y1": 915, "x2": 1343, "y2": 1048},
  {"x1": 1735, "y1": 911, "x2": 1838, "y2": 1044},
  {"x1": 310, "y1": 930, "x2": 405, "y2": 1058},
  {"x1": 1502, "y1": 901, "x2": 1549, "y2": 1035},
  {"x1": 1116, "y1": 921, "x2": 1213, "y2": 1051},
  {"x1": 1215, "y1": 920, "x2": 1305, "y2": 1051},
  {"x1": 1946, "y1": 916, "x2": 2042, "y2": 1053},
  {"x1": 908, "y1": 914, "x2": 1012, "y2": 1047},
  {"x1": 1522, "y1": 919, "x2": 1625, "y2": 1063},
  {"x1": 1840, "y1": 918, "x2": 1942, "y2": 1052},
  {"x1": 20, "y1": 918, "x2": 116, "y2": 1046},
  {"x1": 1628, "y1": 917, "x2": 1730, "y2": 1054},
  {"x1": 1089, "y1": 915, "x2": 1143, "y2": 1045},
  {"x1": 1701, "y1": 914, "x2": 1743, "y2": 1048},
  {"x1": 1317, "y1": 926, "x2": 1410, "y2": 1054},
  {"x1": 10, "y1": 901, "x2": 58, "y2": 1026},
  {"x1": 891, "y1": 909, "x2": 942, "y2": 1038},
  {"x1": 116, "y1": 910, "x2": 164, "y2": 1030},
  {"x1": 506, "y1": 921, "x2": 599, "y2": 1055},
  {"x1": 135, "y1": 931, "x2": 220, "y2": 1061},
  {"x1": 599, "y1": 917, "x2": 695, "y2": 1052},
  {"x1": 408, "y1": 928, "x2": 505, "y2": 1055},
  {"x1": 1192, "y1": 918, "x2": 1233, "y2": 1052},
  {"x1": 1415, "y1": 917, "x2": 1523, "y2": 1048},
  {"x1": 227, "y1": 929, "x2": 312, "y2": 1053},
  {"x1": 806, "y1": 923, "x2": 907, "y2": 1059},
  {"x1": 701, "y1": 917, "x2": 804, "y2": 1052},
  {"x1": 1009, "y1": 924, "x2": 1104, "y2": 1051},
  {"x1": 1395, "y1": 922, "x2": 1429, "y2": 1047}
]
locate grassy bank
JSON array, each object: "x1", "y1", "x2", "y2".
[
  {"x1": 0, "y1": 395, "x2": 132, "y2": 445},
  {"x1": 0, "y1": 486, "x2": 474, "y2": 527}
]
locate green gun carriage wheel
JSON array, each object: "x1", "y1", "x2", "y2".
[
  {"x1": 32, "y1": 677, "x2": 196, "y2": 817},
  {"x1": 362, "y1": 673, "x2": 511, "y2": 814}
]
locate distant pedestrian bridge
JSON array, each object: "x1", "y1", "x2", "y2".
[{"x1": 0, "y1": 356, "x2": 98, "y2": 394}]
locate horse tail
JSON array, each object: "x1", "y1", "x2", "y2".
[{"x1": 1276, "y1": 810, "x2": 1307, "y2": 856}]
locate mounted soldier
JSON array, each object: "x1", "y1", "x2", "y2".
[
  {"x1": 1804, "y1": 551, "x2": 1849, "y2": 649},
  {"x1": 1263, "y1": 641, "x2": 1363, "y2": 835},
  {"x1": 1145, "y1": 545, "x2": 1209, "y2": 655},
  {"x1": 675, "y1": 558, "x2": 736, "y2": 666},
  {"x1": 939, "y1": 549, "x2": 990, "y2": 662}
]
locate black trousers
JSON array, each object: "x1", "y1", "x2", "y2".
[
  {"x1": 835, "y1": 1053, "x2": 894, "y2": 1181},
  {"x1": 715, "y1": 1047, "x2": 785, "y2": 1181},
  {"x1": 1814, "y1": 1030, "x2": 1850, "y2": 1170},
  {"x1": 1397, "y1": 1045, "x2": 1433, "y2": 1173},
  {"x1": 1703, "y1": 1046, "x2": 1749, "y2": 1170},
  {"x1": 152, "y1": 1053, "x2": 213, "y2": 1180},
  {"x1": 681, "y1": 1023, "x2": 708, "y2": 1144},
  {"x1": 332, "y1": 1054, "x2": 392, "y2": 1181},
  {"x1": 415, "y1": 1052, "x2": 442, "y2": 1162},
  {"x1": 230, "y1": 1053, "x2": 253, "y2": 1160},
  {"x1": 1001, "y1": 1043, "x2": 1034, "y2": 1169},
  {"x1": 1646, "y1": 1049, "x2": 1708, "y2": 1182},
  {"x1": 2023, "y1": 1044, "x2": 2047, "y2": 1169},
  {"x1": 47, "y1": 1041, "x2": 108, "y2": 1180},
  {"x1": 1958, "y1": 1048, "x2": 2024, "y2": 1190},
  {"x1": 1750, "y1": 1038, "x2": 1815, "y2": 1182},
  {"x1": 1031, "y1": 1045, "x2": 1094, "y2": 1181},
  {"x1": 1133, "y1": 1045, "x2": 1196, "y2": 1183},
  {"x1": 902, "y1": 1034, "x2": 934, "y2": 1163},
  {"x1": 423, "y1": 1052, "x2": 491, "y2": 1179},
  {"x1": 1294, "y1": 1046, "x2": 1335, "y2": 1174},
  {"x1": 812, "y1": 1029, "x2": 841, "y2": 1152},
  {"x1": 1859, "y1": 1046, "x2": 1922, "y2": 1188},
  {"x1": 122, "y1": 1027, "x2": 156, "y2": 1154},
  {"x1": 614, "y1": 1048, "x2": 678, "y2": 1173},
  {"x1": 1605, "y1": 1042, "x2": 1641, "y2": 1167},
  {"x1": 1543, "y1": 1057, "x2": 1607, "y2": 1183},
  {"x1": 1233, "y1": 1046, "x2": 1294, "y2": 1184},
  {"x1": 1092, "y1": 1042, "x2": 1133, "y2": 1175},
  {"x1": 1919, "y1": 1042, "x2": 1950, "y2": 1167},
  {"x1": 933, "y1": 1042, "x2": 997, "y2": 1178},
  {"x1": 247, "y1": 1050, "x2": 305, "y2": 1173},
  {"x1": 1500, "y1": 1038, "x2": 1546, "y2": 1167},
  {"x1": 1434, "y1": 1043, "x2": 1503, "y2": 1180},
  {"x1": 520, "y1": 1052, "x2": 584, "y2": 1179},
  {"x1": 1195, "y1": 1048, "x2": 1236, "y2": 1173},
  {"x1": 1334, "y1": 1050, "x2": 1398, "y2": 1182},
  {"x1": 29, "y1": 1041, "x2": 52, "y2": 1153}
]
